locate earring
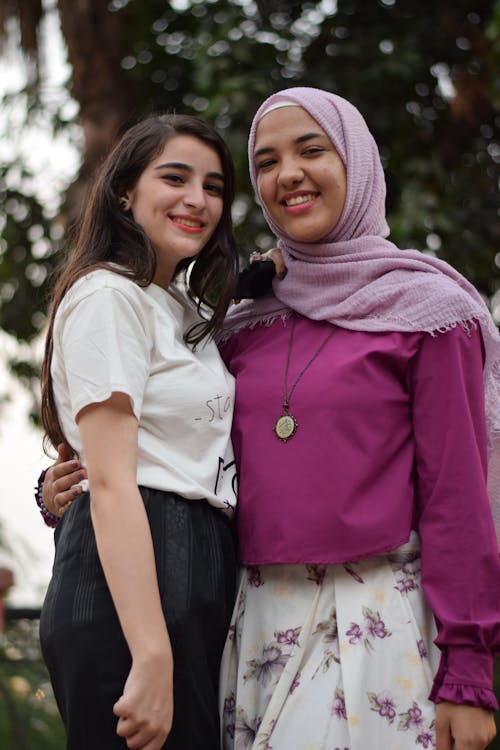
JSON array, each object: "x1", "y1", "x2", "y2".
[{"x1": 119, "y1": 197, "x2": 129, "y2": 211}]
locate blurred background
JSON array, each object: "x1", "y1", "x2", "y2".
[{"x1": 0, "y1": 0, "x2": 499, "y2": 746}]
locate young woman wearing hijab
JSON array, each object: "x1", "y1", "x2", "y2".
[
  {"x1": 217, "y1": 88, "x2": 500, "y2": 750},
  {"x1": 37, "y1": 113, "x2": 238, "y2": 750},
  {"x1": 38, "y1": 90, "x2": 500, "y2": 750}
]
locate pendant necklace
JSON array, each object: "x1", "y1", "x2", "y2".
[{"x1": 274, "y1": 315, "x2": 335, "y2": 442}]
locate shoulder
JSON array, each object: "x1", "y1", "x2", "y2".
[
  {"x1": 412, "y1": 321, "x2": 485, "y2": 376},
  {"x1": 58, "y1": 268, "x2": 153, "y2": 318},
  {"x1": 54, "y1": 268, "x2": 156, "y2": 340},
  {"x1": 65, "y1": 267, "x2": 144, "y2": 304}
]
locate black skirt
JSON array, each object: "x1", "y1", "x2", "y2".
[{"x1": 39, "y1": 487, "x2": 237, "y2": 750}]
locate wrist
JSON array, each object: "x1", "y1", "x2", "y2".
[
  {"x1": 133, "y1": 644, "x2": 173, "y2": 671},
  {"x1": 34, "y1": 469, "x2": 60, "y2": 528},
  {"x1": 132, "y1": 630, "x2": 173, "y2": 662}
]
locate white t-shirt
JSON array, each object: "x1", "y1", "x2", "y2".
[{"x1": 51, "y1": 269, "x2": 237, "y2": 514}]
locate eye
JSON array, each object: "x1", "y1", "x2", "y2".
[
  {"x1": 303, "y1": 146, "x2": 325, "y2": 156},
  {"x1": 205, "y1": 182, "x2": 224, "y2": 196},
  {"x1": 255, "y1": 158, "x2": 276, "y2": 172},
  {"x1": 161, "y1": 173, "x2": 184, "y2": 184}
]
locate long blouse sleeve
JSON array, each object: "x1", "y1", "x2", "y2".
[{"x1": 409, "y1": 322, "x2": 500, "y2": 711}]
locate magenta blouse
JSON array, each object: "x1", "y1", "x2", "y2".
[{"x1": 219, "y1": 314, "x2": 500, "y2": 711}]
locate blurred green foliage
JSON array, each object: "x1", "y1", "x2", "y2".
[
  {"x1": 0, "y1": 617, "x2": 64, "y2": 749},
  {"x1": 1, "y1": 0, "x2": 499, "y2": 354}
]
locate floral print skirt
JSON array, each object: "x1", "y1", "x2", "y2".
[{"x1": 219, "y1": 532, "x2": 440, "y2": 750}]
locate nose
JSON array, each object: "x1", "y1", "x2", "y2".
[
  {"x1": 183, "y1": 179, "x2": 206, "y2": 210},
  {"x1": 277, "y1": 156, "x2": 304, "y2": 187}
]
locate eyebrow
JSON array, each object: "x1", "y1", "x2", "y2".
[
  {"x1": 253, "y1": 132, "x2": 326, "y2": 159},
  {"x1": 154, "y1": 161, "x2": 224, "y2": 181}
]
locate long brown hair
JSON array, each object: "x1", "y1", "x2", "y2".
[{"x1": 41, "y1": 114, "x2": 238, "y2": 452}]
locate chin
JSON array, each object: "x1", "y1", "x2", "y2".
[{"x1": 290, "y1": 230, "x2": 325, "y2": 243}]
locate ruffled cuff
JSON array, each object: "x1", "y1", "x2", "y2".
[
  {"x1": 430, "y1": 648, "x2": 498, "y2": 711},
  {"x1": 431, "y1": 682, "x2": 498, "y2": 711}
]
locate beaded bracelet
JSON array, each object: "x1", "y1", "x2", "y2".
[{"x1": 35, "y1": 469, "x2": 60, "y2": 528}]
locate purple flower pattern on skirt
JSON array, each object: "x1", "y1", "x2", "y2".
[
  {"x1": 388, "y1": 549, "x2": 421, "y2": 597},
  {"x1": 331, "y1": 688, "x2": 347, "y2": 720},
  {"x1": 417, "y1": 638, "x2": 428, "y2": 659},
  {"x1": 247, "y1": 566, "x2": 264, "y2": 588},
  {"x1": 313, "y1": 607, "x2": 340, "y2": 673},
  {"x1": 368, "y1": 693, "x2": 436, "y2": 746},
  {"x1": 399, "y1": 701, "x2": 425, "y2": 731},
  {"x1": 275, "y1": 627, "x2": 301, "y2": 646},
  {"x1": 346, "y1": 606, "x2": 391, "y2": 652},
  {"x1": 398, "y1": 703, "x2": 435, "y2": 747},
  {"x1": 343, "y1": 563, "x2": 364, "y2": 584},
  {"x1": 221, "y1": 542, "x2": 437, "y2": 749},
  {"x1": 368, "y1": 691, "x2": 397, "y2": 724},
  {"x1": 223, "y1": 692, "x2": 236, "y2": 740},
  {"x1": 234, "y1": 708, "x2": 261, "y2": 750},
  {"x1": 243, "y1": 624, "x2": 301, "y2": 688},
  {"x1": 417, "y1": 730, "x2": 436, "y2": 748},
  {"x1": 243, "y1": 644, "x2": 291, "y2": 688},
  {"x1": 306, "y1": 563, "x2": 327, "y2": 585}
]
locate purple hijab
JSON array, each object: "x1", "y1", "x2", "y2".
[{"x1": 224, "y1": 87, "x2": 500, "y2": 541}]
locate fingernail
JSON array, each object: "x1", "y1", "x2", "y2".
[
  {"x1": 78, "y1": 471, "x2": 85, "y2": 482},
  {"x1": 71, "y1": 461, "x2": 79, "y2": 469},
  {"x1": 72, "y1": 487, "x2": 81, "y2": 498},
  {"x1": 278, "y1": 270, "x2": 288, "y2": 280}
]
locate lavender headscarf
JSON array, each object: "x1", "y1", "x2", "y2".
[{"x1": 224, "y1": 87, "x2": 500, "y2": 541}]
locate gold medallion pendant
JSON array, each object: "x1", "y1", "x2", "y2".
[
  {"x1": 273, "y1": 315, "x2": 335, "y2": 443},
  {"x1": 274, "y1": 413, "x2": 298, "y2": 442}
]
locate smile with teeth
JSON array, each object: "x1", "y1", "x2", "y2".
[
  {"x1": 170, "y1": 215, "x2": 204, "y2": 229},
  {"x1": 282, "y1": 193, "x2": 317, "y2": 207}
]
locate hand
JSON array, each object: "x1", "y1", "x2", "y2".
[
  {"x1": 436, "y1": 701, "x2": 496, "y2": 750},
  {"x1": 250, "y1": 247, "x2": 287, "y2": 278},
  {"x1": 113, "y1": 653, "x2": 173, "y2": 750},
  {"x1": 42, "y1": 443, "x2": 87, "y2": 517}
]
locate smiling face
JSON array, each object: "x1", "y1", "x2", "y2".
[
  {"x1": 126, "y1": 134, "x2": 225, "y2": 287},
  {"x1": 253, "y1": 106, "x2": 347, "y2": 243}
]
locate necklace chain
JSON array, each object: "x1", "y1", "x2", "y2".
[
  {"x1": 282, "y1": 316, "x2": 335, "y2": 411},
  {"x1": 273, "y1": 315, "x2": 335, "y2": 442}
]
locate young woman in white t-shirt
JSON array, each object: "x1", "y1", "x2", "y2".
[{"x1": 38, "y1": 114, "x2": 239, "y2": 750}]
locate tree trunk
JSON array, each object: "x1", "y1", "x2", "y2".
[{"x1": 57, "y1": 0, "x2": 140, "y2": 223}]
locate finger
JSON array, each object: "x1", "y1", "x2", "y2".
[
  {"x1": 57, "y1": 443, "x2": 73, "y2": 463},
  {"x1": 268, "y1": 247, "x2": 286, "y2": 276},
  {"x1": 123, "y1": 727, "x2": 156, "y2": 749},
  {"x1": 42, "y1": 470, "x2": 81, "y2": 517},
  {"x1": 249, "y1": 251, "x2": 261, "y2": 264},
  {"x1": 141, "y1": 733, "x2": 169, "y2": 750},
  {"x1": 55, "y1": 487, "x2": 82, "y2": 513},
  {"x1": 115, "y1": 716, "x2": 156, "y2": 747},
  {"x1": 52, "y1": 460, "x2": 82, "y2": 481},
  {"x1": 115, "y1": 716, "x2": 136, "y2": 739},
  {"x1": 113, "y1": 695, "x2": 127, "y2": 717},
  {"x1": 53, "y1": 468, "x2": 86, "y2": 491},
  {"x1": 435, "y1": 721, "x2": 452, "y2": 750}
]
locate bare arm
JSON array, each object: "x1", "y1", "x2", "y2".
[{"x1": 77, "y1": 392, "x2": 173, "y2": 750}]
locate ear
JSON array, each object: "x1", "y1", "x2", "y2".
[{"x1": 119, "y1": 196, "x2": 131, "y2": 211}]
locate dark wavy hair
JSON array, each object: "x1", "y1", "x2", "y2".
[{"x1": 41, "y1": 113, "x2": 239, "y2": 451}]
